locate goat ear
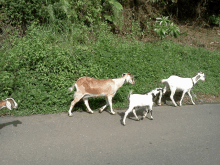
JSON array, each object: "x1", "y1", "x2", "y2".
[
  {"x1": 196, "y1": 75, "x2": 201, "y2": 81},
  {"x1": 122, "y1": 73, "x2": 127, "y2": 76},
  {"x1": 156, "y1": 88, "x2": 162, "y2": 91}
]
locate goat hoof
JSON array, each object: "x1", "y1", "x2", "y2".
[
  {"x1": 111, "y1": 111, "x2": 116, "y2": 115},
  {"x1": 68, "y1": 113, "x2": 73, "y2": 117},
  {"x1": 136, "y1": 118, "x2": 140, "y2": 121}
]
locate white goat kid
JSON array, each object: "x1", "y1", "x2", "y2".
[
  {"x1": 122, "y1": 88, "x2": 162, "y2": 126},
  {"x1": 158, "y1": 72, "x2": 205, "y2": 107},
  {"x1": 0, "y1": 98, "x2": 18, "y2": 110},
  {"x1": 68, "y1": 73, "x2": 135, "y2": 116}
]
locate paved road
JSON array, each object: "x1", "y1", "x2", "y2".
[{"x1": 1, "y1": 104, "x2": 220, "y2": 165}]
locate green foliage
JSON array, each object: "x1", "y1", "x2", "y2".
[
  {"x1": 1, "y1": 25, "x2": 75, "y2": 115},
  {"x1": 1, "y1": 0, "x2": 123, "y2": 31},
  {"x1": 154, "y1": 16, "x2": 180, "y2": 39},
  {"x1": 209, "y1": 14, "x2": 220, "y2": 27},
  {"x1": 1, "y1": 0, "x2": 42, "y2": 24},
  {"x1": 103, "y1": 0, "x2": 123, "y2": 29},
  {"x1": 1, "y1": 23, "x2": 220, "y2": 116},
  {"x1": 131, "y1": 20, "x2": 142, "y2": 36},
  {"x1": 147, "y1": 0, "x2": 177, "y2": 3}
]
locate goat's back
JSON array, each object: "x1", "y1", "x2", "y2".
[
  {"x1": 162, "y1": 76, "x2": 193, "y2": 90},
  {"x1": 76, "y1": 77, "x2": 115, "y2": 95},
  {"x1": 129, "y1": 94, "x2": 153, "y2": 106}
]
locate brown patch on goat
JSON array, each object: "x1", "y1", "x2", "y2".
[
  {"x1": 0, "y1": 100, "x2": 7, "y2": 107},
  {"x1": 76, "y1": 77, "x2": 115, "y2": 95}
]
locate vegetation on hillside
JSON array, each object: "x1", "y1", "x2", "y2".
[{"x1": 0, "y1": 0, "x2": 220, "y2": 116}]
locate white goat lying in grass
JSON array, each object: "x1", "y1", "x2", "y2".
[
  {"x1": 158, "y1": 72, "x2": 205, "y2": 107},
  {"x1": 0, "y1": 98, "x2": 18, "y2": 110},
  {"x1": 122, "y1": 88, "x2": 162, "y2": 126}
]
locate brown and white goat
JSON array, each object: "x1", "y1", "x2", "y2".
[
  {"x1": 0, "y1": 98, "x2": 18, "y2": 110},
  {"x1": 68, "y1": 73, "x2": 135, "y2": 116}
]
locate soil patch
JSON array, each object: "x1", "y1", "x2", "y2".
[{"x1": 140, "y1": 24, "x2": 220, "y2": 52}]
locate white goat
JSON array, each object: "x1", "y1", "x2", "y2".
[
  {"x1": 68, "y1": 73, "x2": 135, "y2": 116},
  {"x1": 158, "y1": 72, "x2": 205, "y2": 107},
  {"x1": 0, "y1": 98, "x2": 18, "y2": 110},
  {"x1": 122, "y1": 88, "x2": 162, "y2": 125}
]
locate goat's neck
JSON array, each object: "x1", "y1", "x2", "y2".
[
  {"x1": 146, "y1": 92, "x2": 153, "y2": 96},
  {"x1": 191, "y1": 74, "x2": 201, "y2": 86},
  {"x1": 150, "y1": 92, "x2": 156, "y2": 99},
  {"x1": 113, "y1": 77, "x2": 126, "y2": 90}
]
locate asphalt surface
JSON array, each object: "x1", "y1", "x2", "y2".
[{"x1": 1, "y1": 104, "x2": 220, "y2": 165}]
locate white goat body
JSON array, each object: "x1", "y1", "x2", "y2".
[
  {"x1": 68, "y1": 73, "x2": 135, "y2": 116},
  {"x1": 0, "y1": 98, "x2": 18, "y2": 110},
  {"x1": 158, "y1": 72, "x2": 205, "y2": 107},
  {"x1": 122, "y1": 88, "x2": 162, "y2": 125}
]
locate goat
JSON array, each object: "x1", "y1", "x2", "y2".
[
  {"x1": 158, "y1": 72, "x2": 205, "y2": 107},
  {"x1": 122, "y1": 88, "x2": 162, "y2": 125},
  {"x1": 68, "y1": 73, "x2": 135, "y2": 116},
  {"x1": 0, "y1": 98, "x2": 18, "y2": 110}
]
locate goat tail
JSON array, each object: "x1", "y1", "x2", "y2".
[
  {"x1": 128, "y1": 90, "x2": 133, "y2": 100},
  {"x1": 160, "y1": 79, "x2": 167, "y2": 84},
  {"x1": 68, "y1": 83, "x2": 76, "y2": 92}
]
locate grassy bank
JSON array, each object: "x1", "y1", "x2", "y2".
[{"x1": 1, "y1": 24, "x2": 220, "y2": 116}]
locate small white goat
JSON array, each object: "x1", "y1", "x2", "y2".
[
  {"x1": 122, "y1": 88, "x2": 162, "y2": 126},
  {"x1": 158, "y1": 72, "x2": 205, "y2": 107},
  {"x1": 0, "y1": 98, "x2": 18, "y2": 110}
]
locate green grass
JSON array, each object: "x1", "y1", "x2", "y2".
[{"x1": 1, "y1": 24, "x2": 220, "y2": 116}]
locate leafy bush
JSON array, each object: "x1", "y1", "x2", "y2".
[
  {"x1": 1, "y1": 0, "x2": 123, "y2": 32},
  {"x1": 209, "y1": 14, "x2": 220, "y2": 27},
  {"x1": 1, "y1": 0, "x2": 43, "y2": 25},
  {"x1": 1, "y1": 25, "x2": 75, "y2": 115},
  {"x1": 1, "y1": 23, "x2": 220, "y2": 116},
  {"x1": 154, "y1": 16, "x2": 180, "y2": 39}
]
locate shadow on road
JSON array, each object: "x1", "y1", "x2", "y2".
[
  {"x1": 117, "y1": 108, "x2": 152, "y2": 125},
  {"x1": 0, "y1": 120, "x2": 22, "y2": 130}
]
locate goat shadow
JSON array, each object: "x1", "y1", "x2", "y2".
[
  {"x1": 117, "y1": 108, "x2": 153, "y2": 125},
  {"x1": 160, "y1": 91, "x2": 189, "y2": 106},
  {"x1": 0, "y1": 120, "x2": 22, "y2": 130},
  {"x1": 67, "y1": 92, "x2": 124, "y2": 113}
]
